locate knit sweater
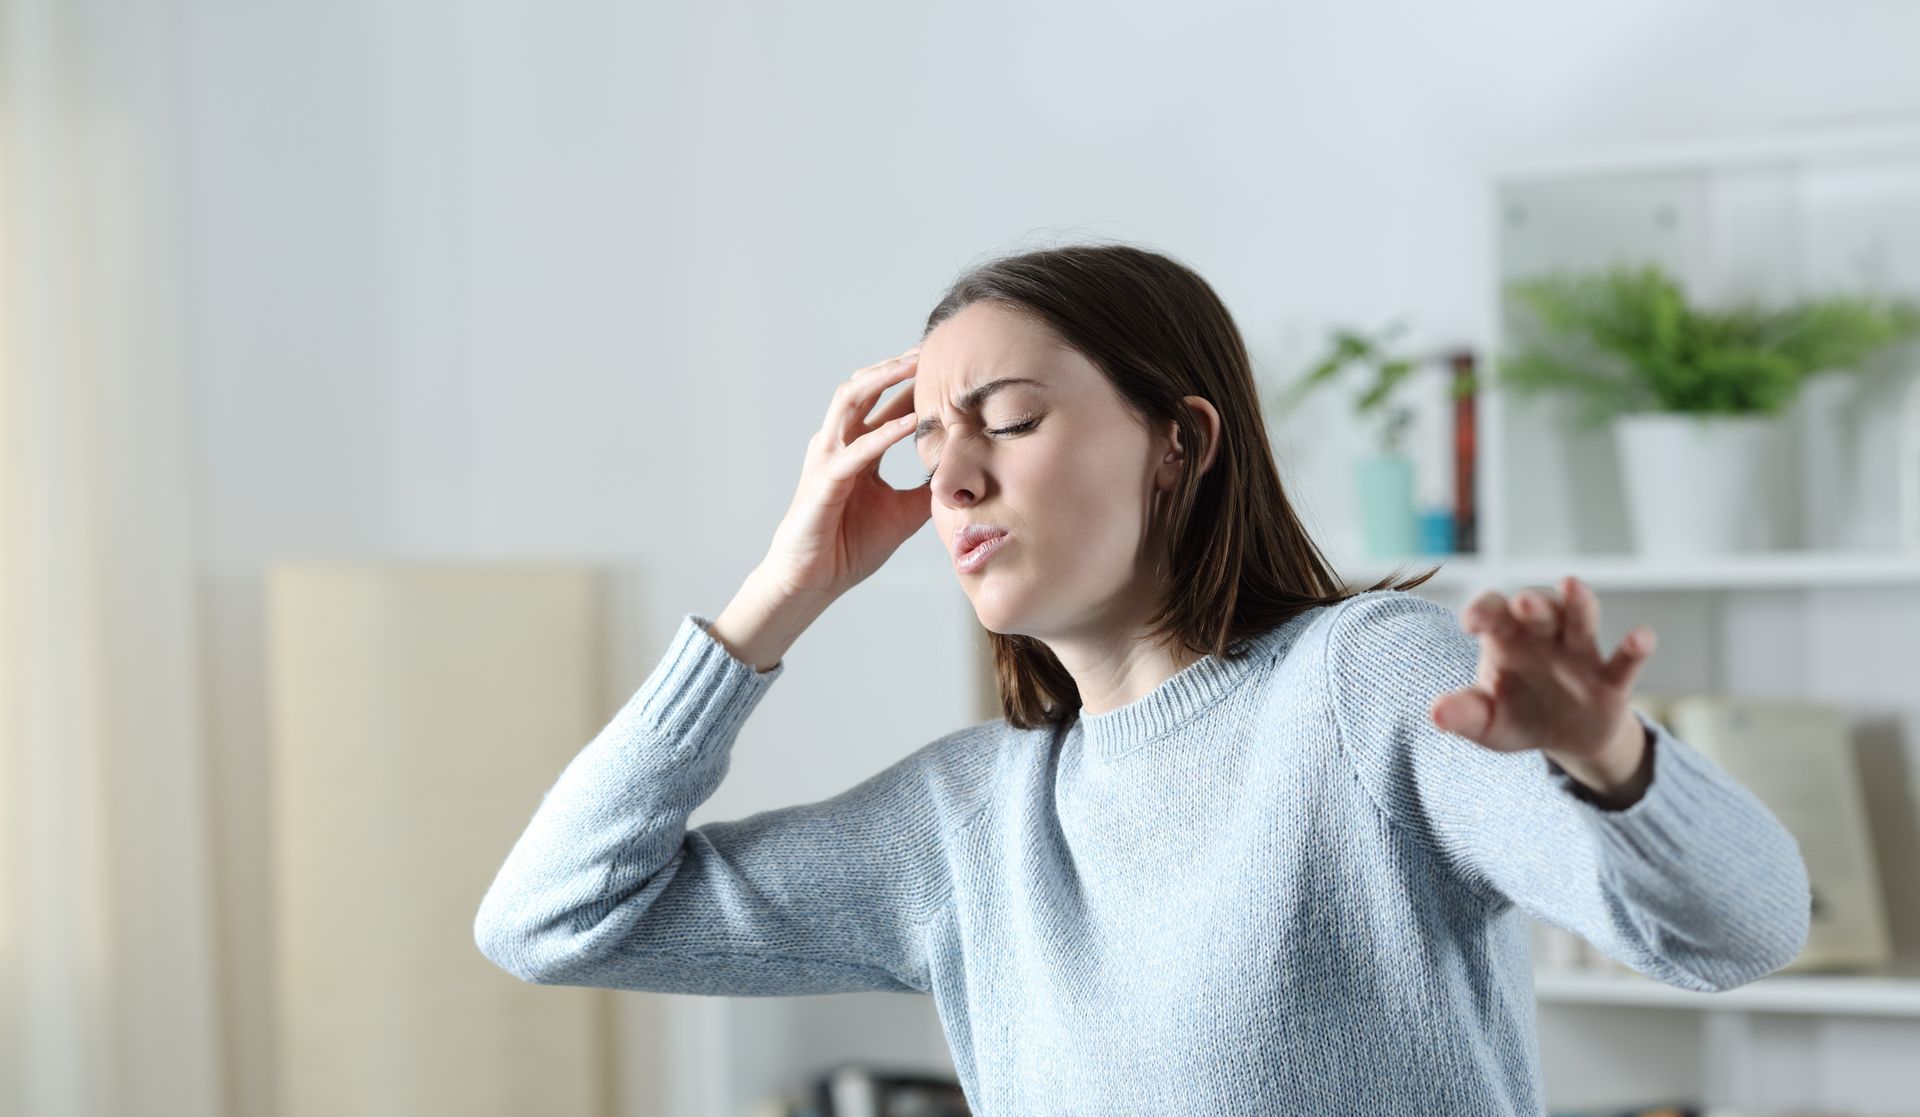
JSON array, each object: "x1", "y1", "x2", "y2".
[{"x1": 473, "y1": 588, "x2": 1811, "y2": 1115}]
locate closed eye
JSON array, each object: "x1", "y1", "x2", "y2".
[{"x1": 921, "y1": 417, "x2": 1039, "y2": 484}]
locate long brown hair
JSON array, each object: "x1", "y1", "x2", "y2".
[{"x1": 920, "y1": 240, "x2": 1443, "y2": 731}]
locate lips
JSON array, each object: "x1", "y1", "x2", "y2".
[
  {"x1": 953, "y1": 531, "x2": 1010, "y2": 574},
  {"x1": 952, "y1": 523, "x2": 1009, "y2": 560}
]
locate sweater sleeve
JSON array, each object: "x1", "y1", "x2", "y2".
[
  {"x1": 473, "y1": 612, "x2": 954, "y2": 996},
  {"x1": 1323, "y1": 589, "x2": 1812, "y2": 993}
]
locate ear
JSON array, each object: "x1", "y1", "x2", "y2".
[{"x1": 1157, "y1": 395, "x2": 1222, "y2": 490}]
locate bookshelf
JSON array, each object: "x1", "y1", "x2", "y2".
[
  {"x1": 1380, "y1": 117, "x2": 1920, "y2": 1115},
  {"x1": 1345, "y1": 549, "x2": 1920, "y2": 593},
  {"x1": 1531, "y1": 969, "x2": 1920, "y2": 1019}
]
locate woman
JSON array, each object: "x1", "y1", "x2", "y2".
[{"x1": 474, "y1": 243, "x2": 1810, "y2": 1114}]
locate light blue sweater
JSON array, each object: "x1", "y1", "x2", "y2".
[{"x1": 474, "y1": 588, "x2": 1811, "y2": 1115}]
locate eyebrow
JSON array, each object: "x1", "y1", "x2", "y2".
[{"x1": 913, "y1": 377, "x2": 1048, "y2": 443}]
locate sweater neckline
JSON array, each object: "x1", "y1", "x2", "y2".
[{"x1": 1074, "y1": 617, "x2": 1306, "y2": 758}]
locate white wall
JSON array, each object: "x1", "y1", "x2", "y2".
[{"x1": 175, "y1": 1, "x2": 1920, "y2": 1113}]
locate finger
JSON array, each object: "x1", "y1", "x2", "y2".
[
  {"x1": 1560, "y1": 575, "x2": 1599, "y2": 653},
  {"x1": 1459, "y1": 590, "x2": 1520, "y2": 641},
  {"x1": 833, "y1": 351, "x2": 920, "y2": 444},
  {"x1": 847, "y1": 344, "x2": 921, "y2": 378},
  {"x1": 821, "y1": 349, "x2": 918, "y2": 446},
  {"x1": 822, "y1": 412, "x2": 920, "y2": 485},
  {"x1": 831, "y1": 350, "x2": 920, "y2": 446},
  {"x1": 864, "y1": 382, "x2": 918, "y2": 432},
  {"x1": 1510, "y1": 587, "x2": 1561, "y2": 639},
  {"x1": 1602, "y1": 626, "x2": 1657, "y2": 689}
]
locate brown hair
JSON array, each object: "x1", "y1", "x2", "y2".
[{"x1": 920, "y1": 239, "x2": 1444, "y2": 731}]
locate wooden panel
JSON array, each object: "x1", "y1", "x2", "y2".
[{"x1": 266, "y1": 563, "x2": 612, "y2": 1117}]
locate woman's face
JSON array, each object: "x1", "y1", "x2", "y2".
[{"x1": 912, "y1": 301, "x2": 1180, "y2": 642}]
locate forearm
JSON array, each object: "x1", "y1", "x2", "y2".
[
  {"x1": 474, "y1": 611, "x2": 782, "y2": 983},
  {"x1": 708, "y1": 566, "x2": 834, "y2": 673}
]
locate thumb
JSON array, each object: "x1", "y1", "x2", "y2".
[
  {"x1": 890, "y1": 481, "x2": 934, "y2": 531},
  {"x1": 1431, "y1": 688, "x2": 1495, "y2": 744}
]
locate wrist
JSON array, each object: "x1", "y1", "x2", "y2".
[
  {"x1": 1550, "y1": 713, "x2": 1655, "y2": 810},
  {"x1": 708, "y1": 567, "x2": 833, "y2": 673}
]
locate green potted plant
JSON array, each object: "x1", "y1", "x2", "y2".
[
  {"x1": 1267, "y1": 321, "x2": 1475, "y2": 559},
  {"x1": 1499, "y1": 263, "x2": 1920, "y2": 555}
]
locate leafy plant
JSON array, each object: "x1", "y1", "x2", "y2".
[
  {"x1": 1499, "y1": 263, "x2": 1920, "y2": 430},
  {"x1": 1267, "y1": 320, "x2": 1478, "y2": 454}
]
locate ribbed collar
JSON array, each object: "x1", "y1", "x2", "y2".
[{"x1": 1074, "y1": 616, "x2": 1307, "y2": 758}]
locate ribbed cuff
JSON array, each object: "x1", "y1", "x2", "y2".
[
  {"x1": 1543, "y1": 708, "x2": 1786, "y2": 854},
  {"x1": 1543, "y1": 705, "x2": 1812, "y2": 983},
  {"x1": 1543, "y1": 708, "x2": 1678, "y2": 816},
  {"x1": 611, "y1": 612, "x2": 785, "y2": 756}
]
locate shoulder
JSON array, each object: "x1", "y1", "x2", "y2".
[
  {"x1": 1305, "y1": 589, "x2": 1477, "y2": 706},
  {"x1": 1319, "y1": 588, "x2": 1465, "y2": 653},
  {"x1": 1313, "y1": 590, "x2": 1487, "y2": 756},
  {"x1": 1227, "y1": 592, "x2": 1458, "y2": 693}
]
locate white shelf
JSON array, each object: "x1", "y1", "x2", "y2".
[
  {"x1": 1533, "y1": 967, "x2": 1920, "y2": 1018},
  {"x1": 1488, "y1": 117, "x2": 1920, "y2": 184},
  {"x1": 1428, "y1": 118, "x2": 1920, "y2": 1113},
  {"x1": 1342, "y1": 548, "x2": 1920, "y2": 594}
]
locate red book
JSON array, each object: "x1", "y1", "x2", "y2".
[{"x1": 1449, "y1": 350, "x2": 1479, "y2": 555}]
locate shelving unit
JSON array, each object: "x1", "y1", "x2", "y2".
[
  {"x1": 1373, "y1": 118, "x2": 1920, "y2": 1115},
  {"x1": 1344, "y1": 548, "x2": 1920, "y2": 593},
  {"x1": 1532, "y1": 968, "x2": 1920, "y2": 1019}
]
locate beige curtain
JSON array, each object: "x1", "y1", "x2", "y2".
[{"x1": 0, "y1": 0, "x2": 225, "y2": 1114}]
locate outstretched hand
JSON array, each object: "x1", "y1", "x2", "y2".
[{"x1": 1430, "y1": 576, "x2": 1658, "y2": 805}]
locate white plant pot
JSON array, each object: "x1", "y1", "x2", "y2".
[
  {"x1": 1903, "y1": 371, "x2": 1920, "y2": 553},
  {"x1": 1611, "y1": 411, "x2": 1791, "y2": 556},
  {"x1": 1794, "y1": 372, "x2": 1860, "y2": 548}
]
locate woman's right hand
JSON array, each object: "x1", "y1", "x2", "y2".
[{"x1": 755, "y1": 346, "x2": 933, "y2": 603}]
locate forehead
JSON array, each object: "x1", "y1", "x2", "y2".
[{"x1": 912, "y1": 302, "x2": 1072, "y2": 409}]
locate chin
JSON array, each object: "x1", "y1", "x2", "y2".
[{"x1": 965, "y1": 588, "x2": 1036, "y2": 639}]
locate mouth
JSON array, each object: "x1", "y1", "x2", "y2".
[{"x1": 952, "y1": 526, "x2": 1011, "y2": 573}]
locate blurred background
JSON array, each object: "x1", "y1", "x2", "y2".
[{"x1": 5, "y1": 1, "x2": 1920, "y2": 1115}]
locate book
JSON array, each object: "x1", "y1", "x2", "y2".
[
  {"x1": 1449, "y1": 349, "x2": 1480, "y2": 555},
  {"x1": 809, "y1": 1063, "x2": 970, "y2": 1117},
  {"x1": 1660, "y1": 695, "x2": 1891, "y2": 973}
]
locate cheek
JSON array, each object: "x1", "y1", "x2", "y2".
[{"x1": 1015, "y1": 440, "x2": 1147, "y2": 551}]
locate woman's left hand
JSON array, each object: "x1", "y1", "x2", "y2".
[{"x1": 1431, "y1": 576, "x2": 1657, "y2": 798}]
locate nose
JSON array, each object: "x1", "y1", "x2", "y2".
[{"x1": 930, "y1": 449, "x2": 987, "y2": 507}]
